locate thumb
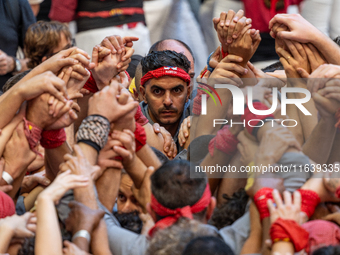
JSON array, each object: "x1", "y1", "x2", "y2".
[
  {"x1": 297, "y1": 68, "x2": 310, "y2": 79},
  {"x1": 153, "y1": 123, "x2": 160, "y2": 133}
]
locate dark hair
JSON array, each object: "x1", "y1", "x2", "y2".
[
  {"x1": 262, "y1": 61, "x2": 284, "y2": 73},
  {"x1": 149, "y1": 39, "x2": 195, "y2": 62},
  {"x1": 2, "y1": 70, "x2": 31, "y2": 93},
  {"x1": 113, "y1": 210, "x2": 143, "y2": 234},
  {"x1": 182, "y1": 236, "x2": 235, "y2": 255},
  {"x1": 150, "y1": 160, "x2": 207, "y2": 211},
  {"x1": 126, "y1": 55, "x2": 143, "y2": 79},
  {"x1": 141, "y1": 50, "x2": 191, "y2": 76},
  {"x1": 210, "y1": 189, "x2": 249, "y2": 230},
  {"x1": 313, "y1": 246, "x2": 340, "y2": 255},
  {"x1": 333, "y1": 36, "x2": 340, "y2": 46}
]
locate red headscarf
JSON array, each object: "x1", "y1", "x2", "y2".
[
  {"x1": 141, "y1": 66, "x2": 191, "y2": 87},
  {"x1": 0, "y1": 191, "x2": 15, "y2": 219},
  {"x1": 148, "y1": 184, "x2": 211, "y2": 237}
]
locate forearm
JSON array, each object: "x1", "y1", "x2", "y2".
[
  {"x1": 72, "y1": 238, "x2": 89, "y2": 253},
  {"x1": 124, "y1": 157, "x2": 147, "y2": 189},
  {"x1": 136, "y1": 145, "x2": 161, "y2": 169},
  {"x1": 91, "y1": 220, "x2": 112, "y2": 255},
  {"x1": 95, "y1": 168, "x2": 121, "y2": 212},
  {"x1": 271, "y1": 242, "x2": 294, "y2": 255},
  {"x1": 314, "y1": 35, "x2": 340, "y2": 65},
  {"x1": 0, "y1": 89, "x2": 24, "y2": 129},
  {"x1": 261, "y1": 218, "x2": 271, "y2": 255},
  {"x1": 45, "y1": 142, "x2": 72, "y2": 180},
  {"x1": 327, "y1": 132, "x2": 340, "y2": 164},
  {"x1": 36, "y1": 195, "x2": 62, "y2": 255},
  {"x1": 24, "y1": 186, "x2": 44, "y2": 211},
  {"x1": 303, "y1": 117, "x2": 336, "y2": 164},
  {"x1": 0, "y1": 223, "x2": 14, "y2": 253}
]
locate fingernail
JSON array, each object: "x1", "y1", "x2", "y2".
[
  {"x1": 233, "y1": 34, "x2": 237, "y2": 38},
  {"x1": 220, "y1": 22, "x2": 224, "y2": 26},
  {"x1": 244, "y1": 69, "x2": 248, "y2": 74},
  {"x1": 226, "y1": 21, "x2": 230, "y2": 26},
  {"x1": 44, "y1": 180, "x2": 51, "y2": 185},
  {"x1": 165, "y1": 147, "x2": 169, "y2": 152},
  {"x1": 227, "y1": 39, "x2": 232, "y2": 43}
]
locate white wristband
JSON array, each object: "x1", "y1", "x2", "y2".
[
  {"x1": 72, "y1": 230, "x2": 91, "y2": 243},
  {"x1": 2, "y1": 171, "x2": 13, "y2": 185}
]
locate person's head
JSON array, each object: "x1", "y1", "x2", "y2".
[
  {"x1": 182, "y1": 236, "x2": 235, "y2": 255},
  {"x1": 149, "y1": 39, "x2": 195, "y2": 79},
  {"x1": 313, "y1": 245, "x2": 340, "y2": 255},
  {"x1": 24, "y1": 21, "x2": 72, "y2": 68},
  {"x1": 117, "y1": 172, "x2": 142, "y2": 213},
  {"x1": 147, "y1": 160, "x2": 215, "y2": 224},
  {"x1": 140, "y1": 50, "x2": 191, "y2": 127},
  {"x1": 210, "y1": 189, "x2": 249, "y2": 230},
  {"x1": 147, "y1": 218, "x2": 218, "y2": 255}
]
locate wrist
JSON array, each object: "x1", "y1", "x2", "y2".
[{"x1": 8, "y1": 56, "x2": 15, "y2": 73}]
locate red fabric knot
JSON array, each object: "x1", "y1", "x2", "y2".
[
  {"x1": 134, "y1": 122, "x2": 146, "y2": 152},
  {"x1": 40, "y1": 129, "x2": 66, "y2": 149},
  {"x1": 270, "y1": 218, "x2": 309, "y2": 253},
  {"x1": 0, "y1": 191, "x2": 15, "y2": 219},
  {"x1": 254, "y1": 187, "x2": 275, "y2": 221},
  {"x1": 241, "y1": 101, "x2": 275, "y2": 136},
  {"x1": 140, "y1": 66, "x2": 191, "y2": 87},
  {"x1": 148, "y1": 184, "x2": 211, "y2": 237},
  {"x1": 23, "y1": 118, "x2": 42, "y2": 156},
  {"x1": 297, "y1": 189, "x2": 320, "y2": 218},
  {"x1": 208, "y1": 125, "x2": 238, "y2": 157},
  {"x1": 134, "y1": 105, "x2": 149, "y2": 126},
  {"x1": 83, "y1": 71, "x2": 99, "y2": 94}
]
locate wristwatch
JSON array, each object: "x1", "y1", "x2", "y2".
[{"x1": 13, "y1": 57, "x2": 22, "y2": 72}]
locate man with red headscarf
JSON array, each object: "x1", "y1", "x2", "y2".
[{"x1": 139, "y1": 50, "x2": 192, "y2": 152}]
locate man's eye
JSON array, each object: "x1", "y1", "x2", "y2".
[
  {"x1": 173, "y1": 87, "x2": 182, "y2": 93},
  {"x1": 153, "y1": 89, "x2": 162, "y2": 95},
  {"x1": 118, "y1": 194, "x2": 126, "y2": 202}
]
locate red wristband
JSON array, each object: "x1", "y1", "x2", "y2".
[
  {"x1": 83, "y1": 71, "x2": 99, "y2": 93},
  {"x1": 270, "y1": 218, "x2": 309, "y2": 252},
  {"x1": 208, "y1": 125, "x2": 238, "y2": 157},
  {"x1": 254, "y1": 187, "x2": 274, "y2": 221},
  {"x1": 40, "y1": 129, "x2": 66, "y2": 149},
  {"x1": 297, "y1": 189, "x2": 320, "y2": 218},
  {"x1": 241, "y1": 101, "x2": 275, "y2": 136},
  {"x1": 135, "y1": 122, "x2": 146, "y2": 152},
  {"x1": 23, "y1": 118, "x2": 42, "y2": 155}
]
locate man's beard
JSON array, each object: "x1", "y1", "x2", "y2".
[{"x1": 114, "y1": 211, "x2": 143, "y2": 234}]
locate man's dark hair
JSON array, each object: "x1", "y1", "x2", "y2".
[
  {"x1": 2, "y1": 70, "x2": 31, "y2": 93},
  {"x1": 210, "y1": 189, "x2": 249, "y2": 230},
  {"x1": 182, "y1": 236, "x2": 234, "y2": 255},
  {"x1": 149, "y1": 39, "x2": 195, "y2": 62},
  {"x1": 150, "y1": 160, "x2": 207, "y2": 211},
  {"x1": 262, "y1": 61, "x2": 284, "y2": 73},
  {"x1": 140, "y1": 50, "x2": 191, "y2": 76},
  {"x1": 313, "y1": 246, "x2": 340, "y2": 255},
  {"x1": 126, "y1": 54, "x2": 143, "y2": 79},
  {"x1": 113, "y1": 210, "x2": 143, "y2": 234}
]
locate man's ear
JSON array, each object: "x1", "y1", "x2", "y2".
[
  {"x1": 133, "y1": 88, "x2": 139, "y2": 102},
  {"x1": 205, "y1": 197, "x2": 216, "y2": 222},
  {"x1": 186, "y1": 84, "x2": 192, "y2": 102},
  {"x1": 146, "y1": 203, "x2": 157, "y2": 222},
  {"x1": 140, "y1": 85, "x2": 147, "y2": 103}
]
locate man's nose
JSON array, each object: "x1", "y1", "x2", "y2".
[
  {"x1": 121, "y1": 200, "x2": 138, "y2": 213},
  {"x1": 163, "y1": 91, "x2": 173, "y2": 106}
]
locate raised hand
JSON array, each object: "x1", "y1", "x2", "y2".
[
  {"x1": 268, "y1": 190, "x2": 302, "y2": 224},
  {"x1": 153, "y1": 123, "x2": 177, "y2": 158}
]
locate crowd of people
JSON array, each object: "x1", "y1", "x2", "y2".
[{"x1": 1, "y1": 1, "x2": 340, "y2": 255}]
